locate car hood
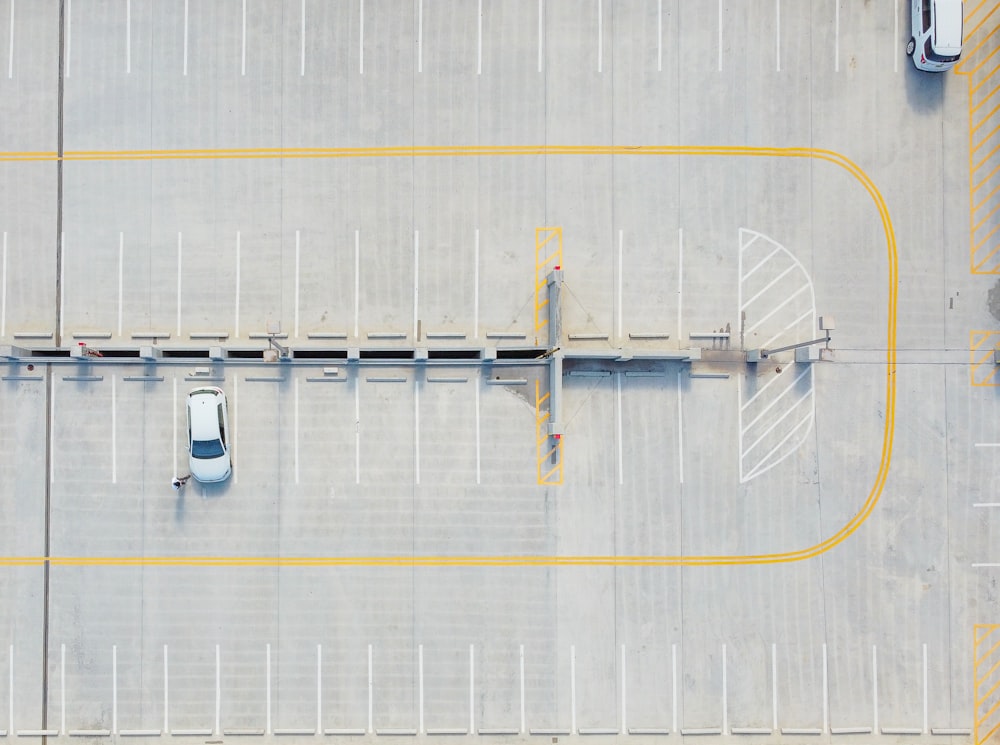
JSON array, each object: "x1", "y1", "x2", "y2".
[{"x1": 190, "y1": 454, "x2": 231, "y2": 483}]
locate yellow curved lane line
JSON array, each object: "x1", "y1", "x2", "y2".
[{"x1": 0, "y1": 145, "x2": 897, "y2": 567}]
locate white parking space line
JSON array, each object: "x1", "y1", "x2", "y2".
[
  {"x1": 265, "y1": 644, "x2": 271, "y2": 734},
  {"x1": 367, "y1": 644, "x2": 373, "y2": 733},
  {"x1": 922, "y1": 643, "x2": 928, "y2": 733},
  {"x1": 8, "y1": 645, "x2": 12, "y2": 734},
  {"x1": 621, "y1": 645, "x2": 627, "y2": 732},
  {"x1": 834, "y1": 0, "x2": 840, "y2": 72},
  {"x1": 183, "y1": 0, "x2": 189, "y2": 75},
  {"x1": 60, "y1": 644, "x2": 65, "y2": 735},
  {"x1": 417, "y1": 0, "x2": 422, "y2": 73},
  {"x1": 59, "y1": 232, "x2": 64, "y2": 340},
  {"x1": 294, "y1": 377, "x2": 300, "y2": 485},
  {"x1": 676, "y1": 228, "x2": 683, "y2": 341},
  {"x1": 241, "y1": 0, "x2": 246, "y2": 76},
  {"x1": 722, "y1": 644, "x2": 728, "y2": 734},
  {"x1": 414, "y1": 380, "x2": 420, "y2": 485},
  {"x1": 677, "y1": 371, "x2": 684, "y2": 484},
  {"x1": 316, "y1": 645, "x2": 322, "y2": 734},
  {"x1": 354, "y1": 230, "x2": 360, "y2": 337},
  {"x1": 475, "y1": 373, "x2": 481, "y2": 484},
  {"x1": 64, "y1": 0, "x2": 71, "y2": 78},
  {"x1": 354, "y1": 384, "x2": 360, "y2": 484},
  {"x1": 717, "y1": 0, "x2": 723, "y2": 71},
  {"x1": 477, "y1": 0, "x2": 482, "y2": 74},
  {"x1": 215, "y1": 645, "x2": 221, "y2": 736},
  {"x1": 597, "y1": 0, "x2": 602, "y2": 73},
  {"x1": 974, "y1": 442, "x2": 1000, "y2": 447},
  {"x1": 658, "y1": 0, "x2": 663, "y2": 71},
  {"x1": 172, "y1": 376, "x2": 178, "y2": 476},
  {"x1": 235, "y1": 232, "x2": 241, "y2": 338},
  {"x1": 775, "y1": 0, "x2": 781, "y2": 72},
  {"x1": 570, "y1": 644, "x2": 576, "y2": 734},
  {"x1": 112, "y1": 646, "x2": 118, "y2": 735},
  {"x1": 6, "y1": 0, "x2": 12, "y2": 79},
  {"x1": 772, "y1": 644, "x2": 778, "y2": 730},
  {"x1": 616, "y1": 229, "x2": 623, "y2": 340},
  {"x1": 299, "y1": 0, "x2": 305, "y2": 76},
  {"x1": 822, "y1": 643, "x2": 829, "y2": 733},
  {"x1": 872, "y1": 645, "x2": 878, "y2": 732},
  {"x1": 672, "y1": 644, "x2": 678, "y2": 732},
  {"x1": 418, "y1": 645, "x2": 424, "y2": 733},
  {"x1": 49, "y1": 375, "x2": 56, "y2": 483},
  {"x1": 294, "y1": 230, "x2": 300, "y2": 338},
  {"x1": 616, "y1": 372, "x2": 623, "y2": 485},
  {"x1": 519, "y1": 645, "x2": 525, "y2": 733},
  {"x1": 233, "y1": 377, "x2": 238, "y2": 484},
  {"x1": 1, "y1": 231, "x2": 7, "y2": 337},
  {"x1": 359, "y1": 0, "x2": 364, "y2": 74},
  {"x1": 176, "y1": 233, "x2": 182, "y2": 336},
  {"x1": 974, "y1": 503, "x2": 1000, "y2": 507},
  {"x1": 112, "y1": 375, "x2": 117, "y2": 484},
  {"x1": 469, "y1": 645, "x2": 475, "y2": 733},
  {"x1": 413, "y1": 230, "x2": 419, "y2": 339},
  {"x1": 118, "y1": 233, "x2": 124, "y2": 336},
  {"x1": 538, "y1": 0, "x2": 543, "y2": 72},
  {"x1": 163, "y1": 645, "x2": 169, "y2": 733},
  {"x1": 473, "y1": 229, "x2": 480, "y2": 337},
  {"x1": 125, "y1": 0, "x2": 130, "y2": 73}
]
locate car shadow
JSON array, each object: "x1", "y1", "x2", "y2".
[{"x1": 904, "y1": 58, "x2": 948, "y2": 112}]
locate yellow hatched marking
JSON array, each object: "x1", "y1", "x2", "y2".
[
  {"x1": 976, "y1": 625, "x2": 1000, "y2": 745},
  {"x1": 957, "y1": 2, "x2": 1000, "y2": 274},
  {"x1": 535, "y1": 227, "x2": 563, "y2": 333},
  {"x1": 970, "y1": 331, "x2": 1000, "y2": 385},
  {"x1": 535, "y1": 380, "x2": 563, "y2": 485}
]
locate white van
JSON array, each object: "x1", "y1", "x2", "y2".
[{"x1": 907, "y1": 0, "x2": 964, "y2": 72}]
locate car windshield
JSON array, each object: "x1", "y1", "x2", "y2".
[{"x1": 192, "y1": 438, "x2": 225, "y2": 459}]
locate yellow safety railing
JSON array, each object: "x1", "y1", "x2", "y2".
[
  {"x1": 535, "y1": 227, "x2": 563, "y2": 335},
  {"x1": 535, "y1": 379, "x2": 563, "y2": 485},
  {"x1": 974, "y1": 624, "x2": 1000, "y2": 745}
]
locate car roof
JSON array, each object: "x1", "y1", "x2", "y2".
[
  {"x1": 188, "y1": 388, "x2": 224, "y2": 441},
  {"x1": 932, "y1": 0, "x2": 964, "y2": 53}
]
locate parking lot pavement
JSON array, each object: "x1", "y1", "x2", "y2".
[{"x1": 2, "y1": 0, "x2": 1000, "y2": 738}]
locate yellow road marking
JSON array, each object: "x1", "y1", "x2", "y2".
[
  {"x1": 975, "y1": 624, "x2": 1000, "y2": 745},
  {"x1": 0, "y1": 144, "x2": 896, "y2": 566},
  {"x1": 957, "y1": 2, "x2": 1000, "y2": 274},
  {"x1": 970, "y1": 331, "x2": 1000, "y2": 385}
]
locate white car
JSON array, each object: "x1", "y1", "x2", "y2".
[
  {"x1": 186, "y1": 386, "x2": 232, "y2": 483},
  {"x1": 907, "y1": 0, "x2": 963, "y2": 72}
]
